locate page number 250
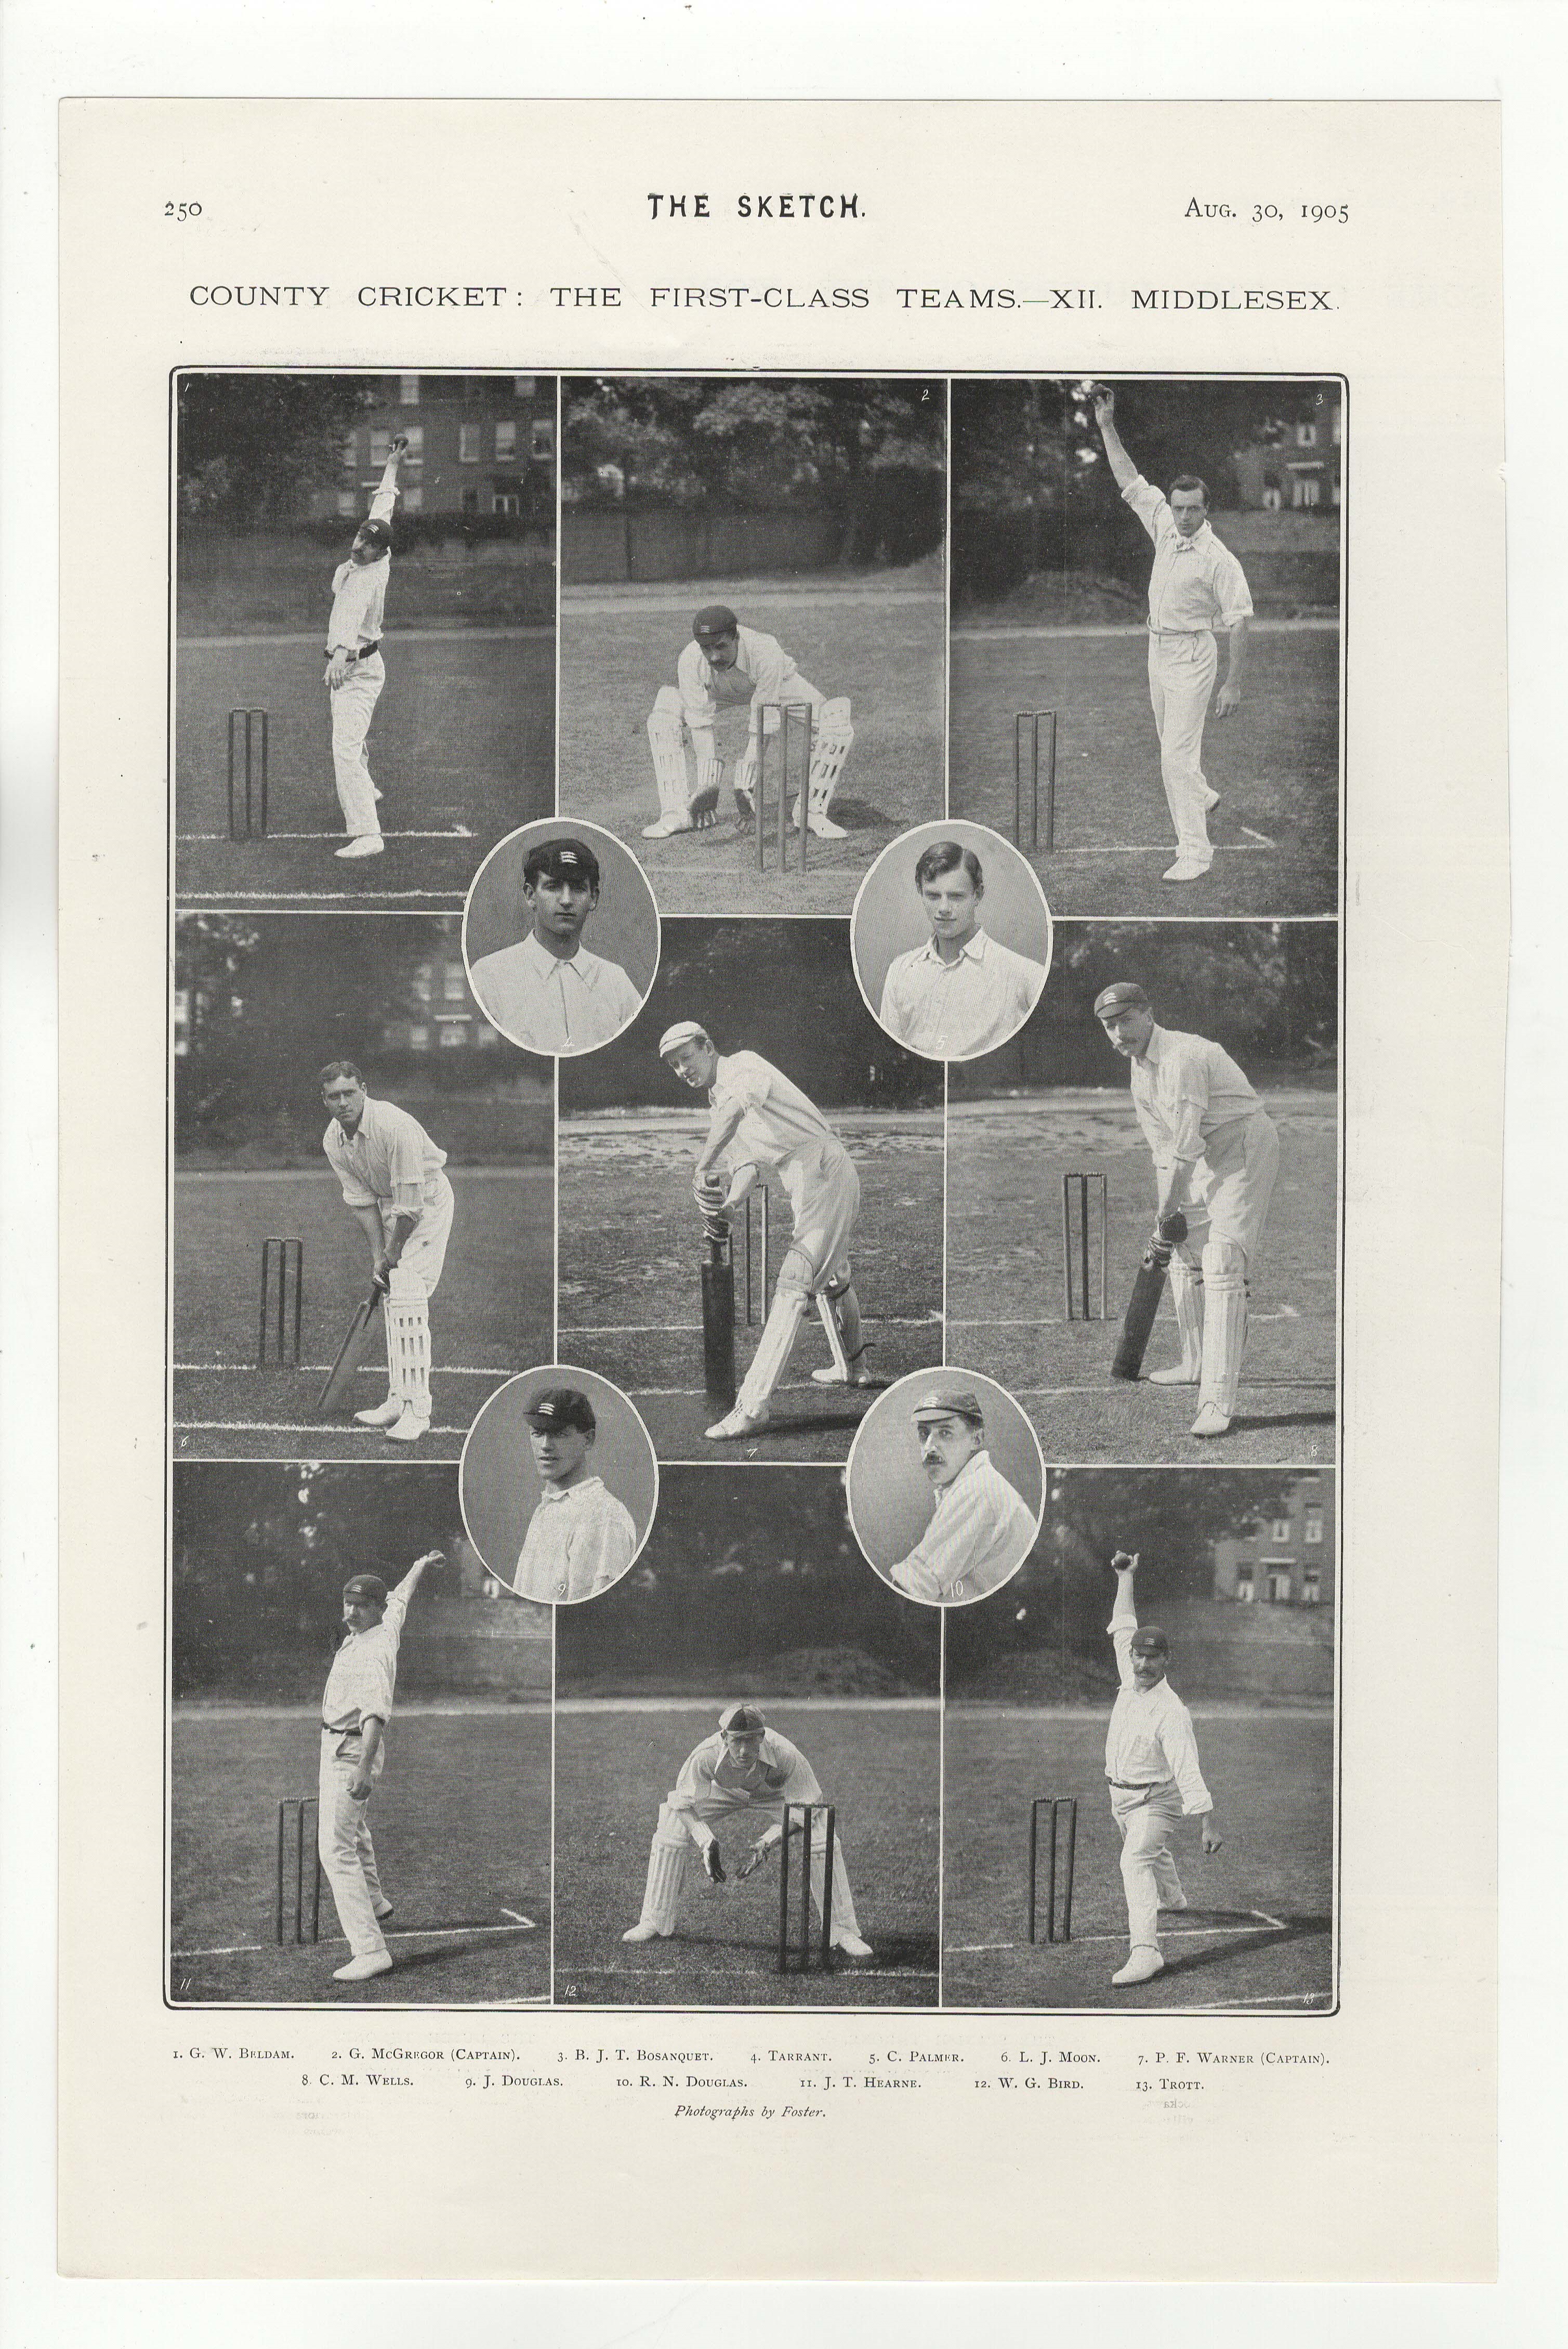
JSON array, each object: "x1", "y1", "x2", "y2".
[{"x1": 165, "y1": 201, "x2": 203, "y2": 219}]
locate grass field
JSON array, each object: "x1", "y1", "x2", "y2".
[
  {"x1": 557, "y1": 1111, "x2": 945, "y2": 1460},
  {"x1": 175, "y1": 632, "x2": 554, "y2": 910},
  {"x1": 553, "y1": 1703, "x2": 940, "y2": 2008},
  {"x1": 950, "y1": 623, "x2": 1339, "y2": 917},
  {"x1": 946, "y1": 1092, "x2": 1337, "y2": 1463},
  {"x1": 172, "y1": 1165, "x2": 553, "y2": 1461},
  {"x1": 559, "y1": 584, "x2": 945, "y2": 916},
  {"x1": 169, "y1": 1704, "x2": 552, "y2": 2006},
  {"x1": 943, "y1": 1705, "x2": 1334, "y2": 2012}
]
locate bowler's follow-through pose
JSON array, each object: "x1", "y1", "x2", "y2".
[
  {"x1": 1101, "y1": 1550, "x2": 1222, "y2": 1989},
  {"x1": 1093, "y1": 388, "x2": 1254, "y2": 883},
  {"x1": 622, "y1": 1703, "x2": 872, "y2": 1960},
  {"x1": 316, "y1": 1549, "x2": 443, "y2": 1983},
  {"x1": 324, "y1": 433, "x2": 409, "y2": 860},
  {"x1": 1095, "y1": 982, "x2": 1280, "y2": 1439},
  {"x1": 644, "y1": 605, "x2": 854, "y2": 842},
  {"x1": 658, "y1": 1020, "x2": 872, "y2": 1440},
  {"x1": 321, "y1": 1060, "x2": 456, "y2": 1445}
]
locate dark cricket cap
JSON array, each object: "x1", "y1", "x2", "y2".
[
  {"x1": 342, "y1": 1572, "x2": 389, "y2": 1604},
  {"x1": 912, "y1": 1386, "x2": 986, "y2": 1426},
  {"x1": 693, "y1": 604, "x2": 739, "y2": 641},
  {"x1": 718, "y1": 1702, "x2": 767, "y2": 1734},
  {"x1": 1130, "y1": 1626, "x2": 1170, "y2": 1657},
  {"x1": 1093, "y1": 981, "x2": 1151, "y2": 1020},
  {"x1": 524, "y1": 836, "x2": 600, "y2": 890},
  {"x1": 355, "y1": 517, "x2": 392, "y2": 549},
  {"x1": 522, "y1": 1386, "x2": 597, "y2": 1434}
]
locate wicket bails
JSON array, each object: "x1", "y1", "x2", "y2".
[
  {"x1": 1027, "y1": 1795, "x2": 1077, "y2": 1944},
  {"x1": 228, "y1": 706, "x2": 270, "y2": 839},
  {"x1": 275, "y1": 1794, "x2": 322, "y2": 1945},
  {"x1": 258, "y1": 1236, "x2": 304, "y2": 1368},
  {"x1": 755, "y1": 703, "x2": 811, "y2": 873},
  {"x1": 1013, "y1": 709, "x2": 1057, "y2": 854},
  {"x1": 741, "y1": 1187, "x2": 771, "y2": 1326},
  {"x1": 778, "y1": 1800, "x2": 836, "y2": 1973},
  {"x1": 1061, "y1": 1171, "x2": 1108, "y2": 1321}
]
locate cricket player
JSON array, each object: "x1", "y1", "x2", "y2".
[
  {"x1": 321, "y1": 1060, "x2": 456, "y2": 1444},
  {"x1": 885, "y1": 1387, "x2": 1039, "y2": 1605},
  {"x1": 325, "y1": 431, "x2": 409, "y2": 860},
  {"x1": 1102, "y1": 1549, "x2": 1222, "y2": 1988},
  {"x1": 1095, "y1": 981, "x2": 1280, "y2": 1439},
  {"x1": 508, "y1": 1385, "x2": 638, "y2": 1604},
  {"x1": 467, "y1": 836, "x2": 644, "y2": 1056},
  {"x1": 657, "y1": 1020, "x2": 871, "y2": 1440},
  {"x1": 318, "y1": 1548, "x2": 443, "y2": 1982},
  {"x1": 643, "y1": 604, "x2": 854, "y2": 842},
  {"x1": 877, "y1": 840, "x2": 1048, "y2": 1059},
  {"x1": 622, "y1": 1703, "x2": 872, "y2": 1959},
  {"x1": 1092, "y1": 388, "x2": 1254, "y2": 883}
]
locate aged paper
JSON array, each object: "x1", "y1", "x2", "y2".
[{"x1": 55, "y1": 98, "x2": 1502, "y2": 2281}]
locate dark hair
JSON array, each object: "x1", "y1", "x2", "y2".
[
  {"x1": 319, "y1": 1059, "x2": 366, "y2": 1090},
  {"x1": 914, "y1": 840, "x2": 984, "y2": 894},
  {"x1": 1170, "y1": 474, "x2": 1209, "y2": 506}
]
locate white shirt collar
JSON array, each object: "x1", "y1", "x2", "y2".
[{"x1": 915, "y1": 925, "x2": 991, "y2": 969}]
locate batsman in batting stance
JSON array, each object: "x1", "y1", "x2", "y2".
[
  {"x1": 321, "y1": 1060, "x2": 456, "y2": 1444},
  {"x1": 324, "y1": 431, "x2": 409, "y2": 860},
  {"x1": 622, "y1": 1703, "x2": 872, "y2": 1960},
  {"x1": 1102, "y1": 1549, "x2": 1222, "y2": 1988},
  {"x1": 643, "y1": 604, "x2": 854, "y2": 842},
  {"x1": 1095, "y1": 981, "x2": 1280, "y2": 1439},
  {"x1": 658, "y1": 1019, "x2": 872, "y2": 1440}
]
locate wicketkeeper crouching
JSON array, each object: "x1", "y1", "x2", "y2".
[
  {"x1": 623, "y1": 1703, "x2": 872, "y2": 1960},
  {"x1": 644, "y1": 604, "x2": 854, "y2": 841}
]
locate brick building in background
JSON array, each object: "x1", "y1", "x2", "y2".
[
  {"x1": 1212, "y1": 1472, "x2": 1335, "y2": 1608},
  {"x1": 311, "y1": 373, "x2": 556, "y2": 523}
]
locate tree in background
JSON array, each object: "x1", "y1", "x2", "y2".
[
  {"x1": 946, "y1": 1467, "x2": 1305, "y2": 1692},
  {"x1": 564, "y1": 378, "x2": 946, "y2": 566},
  {"x1": 178, "y1": 374, "x2": 374, "y2": 531}
]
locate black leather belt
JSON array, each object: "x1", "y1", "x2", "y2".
[{"x1": 324, "y1": 641, "x2": 381, "y2": 663}]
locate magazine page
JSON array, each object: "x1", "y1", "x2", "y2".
[{"x1": 56, "y1": 96, "x2": 1503, "y2": 2280}]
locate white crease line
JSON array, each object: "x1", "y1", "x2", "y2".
[
  {"x1": 561, "y1": 1965, "x2": 934, "y2": 1981},
  {"x1": 175, "y1": 1363, "x2": 508, "y2": 1377},
  {"x1": 950, "y1": 1918, "x2": 1292, "y2": 1953},
  {"x1": 1023, "y1": 843, "x2": 1276, "y2": 857},
  {"x1": 172, "y1": 1920, "x2": 543, "y2": 1958},
  {"x1": 179, "y1": 828, "x2": 476, "y2": 843},
  {"x1": 951, "y1": 618, "x2": 1339, "y2": 640},
  {"x1": 179, "y1": 890, "x2": 466, "y2": 903},
  {"x1": 176, "y1": 1421, "x2": 475, "y2": 1438},
  {"x1": 561, "y1": 1318, "x2": 940, "y2": 1336}
]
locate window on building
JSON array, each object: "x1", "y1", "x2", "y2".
[
  {"x1": 337, "y1": 491, "x2": 359, "y2": 518},
  {"x1": 1302, "y1": 1568, "x2": 1322, "y2": 1605},
  {"x1": 531, "y1": 417, "x2": 556, "y2": 463},
  {"x1": 459, "y1": 423, "x2": 481, "y2": 463},
  {"x1": 495, "y1": 420, "x2": 517, "y2": 462},
  {"x1": 1294, "y1": 476, "x2": 1322, "y2": 509},
  {"x1": 1272, "y1": 1519, "x2": 1292, "y2": 1543},
  {"x1": 512, "y1": 375, "x2": 537, "y2": 397},
  {"x1": 407, "y1": 1023, "x2": 430, "y2": 1051},
  {"x1": 492, "y1": 492, "x2": 521, "y2": 516},
  {"x1": 443, "y1": 964, "x2": 467, "y2": 1003},
  {"x1": 399, "y1": 374, "x2": 420, "y2": 405},
  {"x1": 341, "y1": 431, "x2": 359, "y2": 467},
  {"x1": 1304, "y1": 1508, "x2": 1324, "y2": 1544},
  {"x1": 1236, "y1": 1570, "x2": 1255, "y2": 1603},
  {"x1": 399, "y1": 486, "x2": 422, "y2": 514},
  {"x1": 401, "y1": 426, "x2": 424, "y2": 465},
  {"x1": 1262, "y1": 484, "x2": 1283, "y2": 511},
  {"x1": 438, "y1": 1023, "x2": 466, "y2": 1048},
  {"x1": 370, "y1": 429, "x2": 390, "y2": 467},
  {"x1": 1268, "y1": 1568, "x2": 1293, "y2": 1604},
  {"x1": 411, "y1": 965, "x2": 433, "y2": 1002},
  {"x1": 461, "y1": 488, "x2": 480, "y2": 515},
  {"x1": 1296, "y1": 422, "x2": 1318, "y2": 447}
]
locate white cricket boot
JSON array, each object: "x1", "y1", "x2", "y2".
[{"x1": 1111, "y1": 1947, "x2": 1165, "y2": 1987}]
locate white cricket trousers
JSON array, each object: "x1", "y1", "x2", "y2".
[
  {"x1": 318, "y1": 1739, "x2": 390, "y2": 1959},
  {"x1": 328, "y1": 652, "x2": 386, "y2": 839},
  {"x1": 1147, "y1": 629, "x2": 1216, "y2": 863},
  {"x1": 1111, "y1": 1780, "x2": 1188, "y2": 1953}
]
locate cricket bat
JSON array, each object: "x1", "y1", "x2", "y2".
[
  {"x1": 1110, "y1": 1239, "x2": 1173, "y2": 1381},
  {"x1": 315, "y1": 1286, "x2": 385, "y2": 1415},
  {"x1": 701, "y1": 1229, "x2": 737, "y2": 1413}
]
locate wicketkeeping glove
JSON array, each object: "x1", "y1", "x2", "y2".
[{"x1": 701, "y1": 1841, "x2": 726, "y2": 1885}]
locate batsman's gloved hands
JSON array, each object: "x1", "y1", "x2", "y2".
[
  {"x1": 693, "y1": 1170, "x2": 730, "y2": 1217},
  {"x1": 701, "y1": 1841, "x2": 726, "y2": 1885},
  {"x1": 1155, "y1": 1210, "x2": 1188, "y2": 1244}
]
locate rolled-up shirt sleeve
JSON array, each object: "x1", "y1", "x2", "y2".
[
  {"x1": 384, "y1": 1122, "x2": 427, "y2": 1222},
  {"x1": 1213, "y1": 547, "x2": 1254, "y2": 629}
]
